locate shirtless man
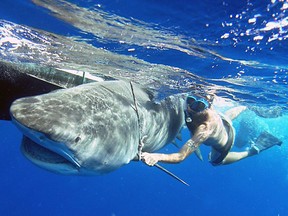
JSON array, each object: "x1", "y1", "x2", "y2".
[{"x1": 142, "y1": 95, "x2": 282, "y2": 166}]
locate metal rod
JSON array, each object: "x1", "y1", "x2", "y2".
[{"x1": 154, "y1": 163, "x2": 190, "y2": 186}]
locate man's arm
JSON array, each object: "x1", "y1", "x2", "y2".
[{"x1": 142, "y1": 124, "x2": 210, "y2": 166}]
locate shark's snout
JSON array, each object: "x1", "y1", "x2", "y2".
[
  {"x1": 10, "y1": 97, "x2": 42, "y2": 127},
  {"x1": 10, "y1": 95, "x2": 72, "y2": 142},
  {"x1": 10, "y1": 95, "x2": 83, "y2": 174}
]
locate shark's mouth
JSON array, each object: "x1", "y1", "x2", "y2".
[
  {"x1": 22, "y1": 136, "x2": 69, "y2": 164},
  {"x1": 21, "y1": 136, "x2": 80, "y2": 174},
  {"x1": 10, "y1": 110, "x2": 83, "y2": 174}
]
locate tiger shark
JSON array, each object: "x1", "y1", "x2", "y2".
[{"x1": 10, "y1": 80, "x2": 186, "y2": 175}]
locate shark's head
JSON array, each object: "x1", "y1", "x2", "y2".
[
  {"x1": 10, "y1": 82, "x2": 140, "y2": 175},
  {"x1": 10, "y1": 95, "x2": 86, "y2": 174}
]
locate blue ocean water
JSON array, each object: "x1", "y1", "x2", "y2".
[{"x1": 1, "y1": 0, "x2": 288, "y2": 216}]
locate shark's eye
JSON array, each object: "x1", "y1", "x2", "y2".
[{"x1": 75, "y1": 136, "x2": 81, "y2": 143}]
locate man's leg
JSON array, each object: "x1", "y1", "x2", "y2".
[
  {"x1": 219, "y1": 131, "x2": 282, "y2": 165},
  {"x1": 210, "y1": 148, "x2": 252, "y2": 165},
  {"x1": 221, "y1": 151, "x2": 251, "y2": 165}
]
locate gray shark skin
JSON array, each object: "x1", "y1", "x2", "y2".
[{"x1": 10, "y1": 80, "x2": 185, "y2": 175}]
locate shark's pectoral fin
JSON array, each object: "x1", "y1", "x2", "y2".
[
  {"x1": 171, "y1": 140, "x2": 180, "y2": 148},
  {"x1": 176, "y1": 133, "x2": 182, "y2": 141},
  {"x1": 194, "y1": 147, "x2": 203, "y2": 161}
]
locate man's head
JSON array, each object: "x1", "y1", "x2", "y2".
[{"x1": 186, "y1": 95, "x2": 211, "y2": 113}]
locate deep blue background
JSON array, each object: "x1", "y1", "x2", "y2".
[
  {"x1": 1, "y1": 0, "x2": 288, "y2": 215},
  {"x1": 1, "y1": 119, "x2": 287, "y2": 216}
]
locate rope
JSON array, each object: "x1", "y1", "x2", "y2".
[
  {"x1": 130, "y1": 81, "x2": 146, "y2": 161},
  {"x1": 129, "y1": 81, "x2": 189, "y2": 186}
]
